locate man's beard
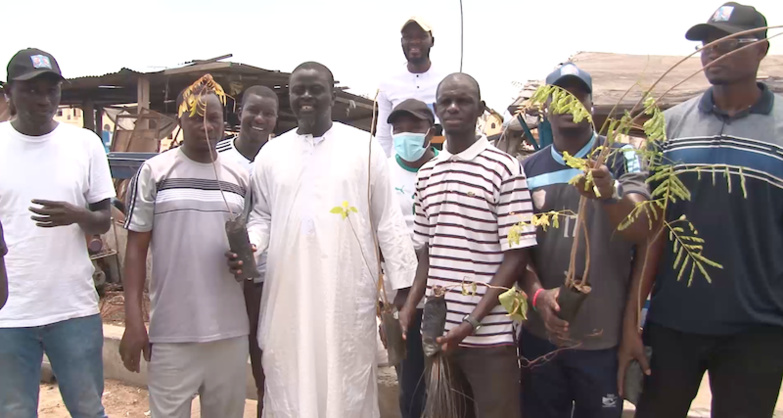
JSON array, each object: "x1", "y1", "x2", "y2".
[{"x1": 404, "y1": 48, "x2": 431, "y2": 65}]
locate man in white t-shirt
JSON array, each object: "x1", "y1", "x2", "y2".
[
  {"x1": 386, "y1": 98, "x2": 438, "y2": 418},
  {"x1": 376, "y1": 16, "x2": 447, "y2": 157},
  {"x1": 0, "y1": 48, "x2": 115, "y2": 418},
  {"x1": 216, "y1": 85, "x2": 278, "y2": 417}
]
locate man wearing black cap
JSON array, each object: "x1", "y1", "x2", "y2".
[
  {"x1": 389, "y1": 98, "x2": 438, "y2": 418},
  {"x1": 518, "y1": 63, "x2": 650, "y2": 418},
  {"x1": 0, "y1": 49, "x2": 114, "y2": 417},
  {"x1": 618, "y1": 3, "x2": 783, "y2": 417},
  {"x1": 375, "y1": 17, "x2": 447, "y2": 158}
]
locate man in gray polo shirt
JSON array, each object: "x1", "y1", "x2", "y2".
[{"x1": 622, "y1": 3, "x2": 783, "y2": 417}]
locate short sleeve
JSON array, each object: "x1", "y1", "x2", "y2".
[
  {"x1": 123, "y1": 163, "x2": 156, "y2": 232},
  {"x1": 616, "y1": 144, "x2": 651, "y2": 199},
  {"x1": 498, "y1": 160, "x2": 537, "y2": 251},
  {"x1": 412, "y1": 173, "x2": 431, "y2": 248},
  {"x1": 85, "y1": 133, "x2": 116, "y2": 204}
]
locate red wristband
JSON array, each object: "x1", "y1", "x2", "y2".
[{"x1": 532, "y1": 288, "x2": 544, "y2": 312}]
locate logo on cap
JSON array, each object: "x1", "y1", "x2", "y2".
[
  {"x1": 30, "y1": 55, "x2": 53, "y2": 70},
  {"x1": 711, "y1": 5, "x2": 734, "y2": 22},
  {"x1": 560, "y1": 64, "x2": 579, "y2": 76}
]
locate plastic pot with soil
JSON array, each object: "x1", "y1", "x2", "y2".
[
  {"x1": 380, "y1": 306, "x2": 406, "y2": 366},
  {"x1": 556, "y1": 278, "x2": 592, "y2": 323},
  {"x1": 225, "y1": 216, "x2": 260, "y2": 282}
]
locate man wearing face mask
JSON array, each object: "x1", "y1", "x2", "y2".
[{"x1": 386, "y1": 99, "x2": 438, "y2": 418}]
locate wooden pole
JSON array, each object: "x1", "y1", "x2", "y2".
[
  {"x1": 82, "y1": 99, "x2": 95, "y2": 132},
  {"x1": 137, "y1": 76, "x2": 150, "y2": 130}
]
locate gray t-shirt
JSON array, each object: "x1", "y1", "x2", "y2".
[
  {"x1": 124, "y1": 148, "x2": 250, "y2": 343},
  {"x1": 522, "y1": 136, "x2": 650, "y2": 349}
]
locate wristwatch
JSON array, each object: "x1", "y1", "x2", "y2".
[
  {"x1": 602, "y1": 179, "x2": 623, "y2": 204},
  {"x1": 462, "y1": 314, "x2": 481, "y2": 333}
]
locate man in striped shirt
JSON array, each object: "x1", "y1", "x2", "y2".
[
  {"x1": 216, "y1": 85, "x2": 278, "y2": 417},
  {"x1": 401, "y1": 73, "x2": 536, "y2": 418}
]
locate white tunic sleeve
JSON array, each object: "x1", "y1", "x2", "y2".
[
  {"x1": 247, "y1": 154, "x2": 272, "y2": 258},
  {"x1": 368, "y1": 139, "x2": 416, "y2": 290}
]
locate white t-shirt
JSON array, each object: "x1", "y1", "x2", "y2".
[
  {"x1": 386, "y1": 151, "x2": 438, "y2": 309},
  {"x1": 376, "y1": 63, "x2": 447, "y2": 157},
  {"x1": 0, "y1": 122, "x2": 115, "y2": 327},
  {"x1": 216, "y1": 135, "x2": 253, "y2": 171},
  {"x1": 216, "y1": 135, "x2": 267, "y2": 282}
]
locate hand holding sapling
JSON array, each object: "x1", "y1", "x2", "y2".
[
  {"x1": 537, "y1": 288, "x2": 571, "y2": 346},
  {"x1": 225, "y1": 244, "x2": 257, "y2": 281},
  {"x1": 573, "y1": 162, "x2": 615, "y2": 201},
  {"x1": 436, "y1": 321, "x2": 473, "y2": 353}
]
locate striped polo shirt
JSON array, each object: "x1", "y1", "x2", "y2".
[
  {"x1": 648, "y1": 83, "x2": 783, "y2": 335},
  {"x1": 414, "y1": 136, "x2": 537, "y2": 347}
]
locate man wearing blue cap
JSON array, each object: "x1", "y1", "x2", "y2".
[
  {"x1": 518, "y1": 63, "x2": 650, "y2": 418},
  {"x1": 624, "y1": 3, "x2": 783, "y2": 417}
]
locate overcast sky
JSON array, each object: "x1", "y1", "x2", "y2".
[{"x1": 1, "y1": 0, "x2": 781, "y2": 111}]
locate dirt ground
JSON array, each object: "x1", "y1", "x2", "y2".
[
  {"x1": 99, "y1": 283, "x2": 149, "y2": 326},
  {"x1": 39, "y1": 380, "x2": 149, "y2": 418},
  {"x1": 38, "y1": 380, "x2": 261, "y2": 418}
]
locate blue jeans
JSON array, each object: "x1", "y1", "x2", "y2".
[
  {"x1": 0, "y1": 314, "x2": 107, "y2": 418},
  {"x1": 520, "y1": 329, "x2": 622, "y2": 418}
]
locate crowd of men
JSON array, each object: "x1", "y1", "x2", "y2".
[{"x1": 0, "y1": 2, "x2": 781, "y2": 418}]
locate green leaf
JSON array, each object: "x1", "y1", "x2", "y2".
[
  {"x1": 499, "y1": 288, "x2": 528, "y2": 322},
  {"x1": 330, "y1": 207, "x2": 344, "y2": 215}
]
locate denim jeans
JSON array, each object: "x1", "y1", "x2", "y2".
[{"x1": 0, "y1": 314, "x2": 107, "y2": 418}]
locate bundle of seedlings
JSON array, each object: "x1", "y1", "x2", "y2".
[
  {"x1": 179, "y1": 74, "x2": 259, "y2": 282},
  {"x1": 420, "y1": 285, "x2": 465, "y2": 418},
  {"x1": 506, "y1": 25, "x2": 782, "y2": 369}
]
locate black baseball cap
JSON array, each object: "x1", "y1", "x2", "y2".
[
  {"x1": 387, "y1": 99, "x2": 435, "y2": 124},
  {"x1": 546, "y1": 63, "x2": 592, "y2": 94},
  {"x1": 686, "y1": 2, "x2": 767, "y2": 41},
  {"x1": 6, "y1": 48, "x2": 64, "y2": 82}
]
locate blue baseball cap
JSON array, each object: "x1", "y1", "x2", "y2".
[{"x1": 545, "y1": 63, "x2": 592, "y2": 94}]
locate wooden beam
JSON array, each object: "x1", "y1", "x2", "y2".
[{"x1": 162, "y1": 62, "x2": 232, "y2": 76}]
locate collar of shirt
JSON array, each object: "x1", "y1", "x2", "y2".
[
  {"x1": 299, "y1": 127, "x2": 332, "y2": 146},
  {"x1": 550, "y1": 132, "x2": 597, "y2": 166},
  {"x1": 698, "y1": 82, "x2": 774, "y2": 118},
  {"x1": 437, "y1": 135, "x2": 490, "y2": 163}
]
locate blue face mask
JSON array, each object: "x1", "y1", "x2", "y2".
[{"x1": 393, "y1": 131, "x2": 430, "y2": 162}]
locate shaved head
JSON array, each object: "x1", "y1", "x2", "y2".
[
  {"x1": 291, "y1": 61, "x2": 335, "y2": 88},
  {"x1": 437, "y1": 72, "x2": 481, "y2": 102}
]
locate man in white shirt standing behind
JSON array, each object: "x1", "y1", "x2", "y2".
[
  {"x1": 216, "y1": 84, "x2": 279, "y2": 418},
  {"x1": 376, "y1": 16, "x2": 447, "y2": 157},
  {"x1": 0, "y1": 48, "x2": 115, "y2": 418}
]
